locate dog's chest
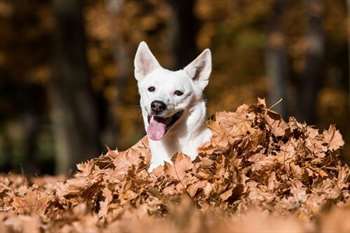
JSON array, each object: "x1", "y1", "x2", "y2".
[{"x1": 149, "y1": 127, "x2": 211, "y2": 159}]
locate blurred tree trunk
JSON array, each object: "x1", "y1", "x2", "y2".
[
  {"x1": 168, "y1": 0, "x2": 199, "y2": 69},
  {"x1": 22, "y1": 112, "x2": 40, "y2": 174},
  {"x1": 102, "y1": 0, "x2": 128, "y2": 148},
  {"x1": 347, "y1": 0, "x2": 350, "y2": 109},
  {"x1": 50, "y1": 0, "x2": 100, "y2": 174},
  {"x1": 298, "y1": 0, "x2": 324, "y2": 123},
  {"x1": 265, "y1": 0, "x2": 288, "y2": 118}
]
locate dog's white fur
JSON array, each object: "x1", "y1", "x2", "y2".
[{"x1": 134, "y1": 41, "x2": 212, "y2": 171}]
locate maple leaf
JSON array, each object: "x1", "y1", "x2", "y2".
[{"x1": 323, "y1": 125, "x2": 344, "y2": 151}]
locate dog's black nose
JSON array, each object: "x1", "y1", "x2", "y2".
[{"x1": 151, "y1": 100, "x2": 167, "y2": 114}]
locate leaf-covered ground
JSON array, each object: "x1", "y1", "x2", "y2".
[{"x1": 1, "y1": 99, "x2": 349, "y2": 233}]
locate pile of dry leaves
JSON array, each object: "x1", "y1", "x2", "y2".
[{"x1": 0, "y1": 99, "x2": 350, "y2": 233}]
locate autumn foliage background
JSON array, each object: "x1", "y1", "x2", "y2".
[
  {"x1": 0, "y1": 0, "x2": 349, "y2": 175},
  {"x1": 1, "y1": 1, "x2": 350, "y2": 232}
]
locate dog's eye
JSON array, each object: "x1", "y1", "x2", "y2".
[
  {"x1": 148, "y1": 86, "x2": 155, "y2": 92},
  {"x1": 174, "y1": 90, "x2": 184, "y2": 96}
]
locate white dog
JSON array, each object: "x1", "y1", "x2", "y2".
[{"x1": 134, "y1": 41, "x2": 212, "y2": 171}]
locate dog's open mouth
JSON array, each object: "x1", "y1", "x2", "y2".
[{"x1": 147, "y1": 111, "x2": 183, "y2": 141}]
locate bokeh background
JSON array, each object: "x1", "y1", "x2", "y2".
[{"x1": 0, "y1": 0, "x2": 349, "y2": 175}]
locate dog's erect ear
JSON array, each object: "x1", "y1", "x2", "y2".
[
  {"x1": 184, "y1": 49, "x2": 212, "y2": 91},
  {"x1": 134, "y1": 41, "x2": 161, "y2": 81}
]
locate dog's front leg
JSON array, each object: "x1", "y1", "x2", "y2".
[
  {"x1": 148, "y1": 156, "x2": 171, "y2": 171},
  {"x1": 148, "y1": 141, "x2": 172, "y2": 171}
]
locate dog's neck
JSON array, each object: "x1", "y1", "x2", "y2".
[{"x1": 142, "y1": 98, "x2": 210, "y2": 165}]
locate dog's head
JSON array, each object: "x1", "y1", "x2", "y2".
[{"x1": 134, "y1": 41, "x2": 212, "y2": 141}]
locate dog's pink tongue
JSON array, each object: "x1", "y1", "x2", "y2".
[{"x1": 147, "y1": 116, "x2": 166, "y2": 141}]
